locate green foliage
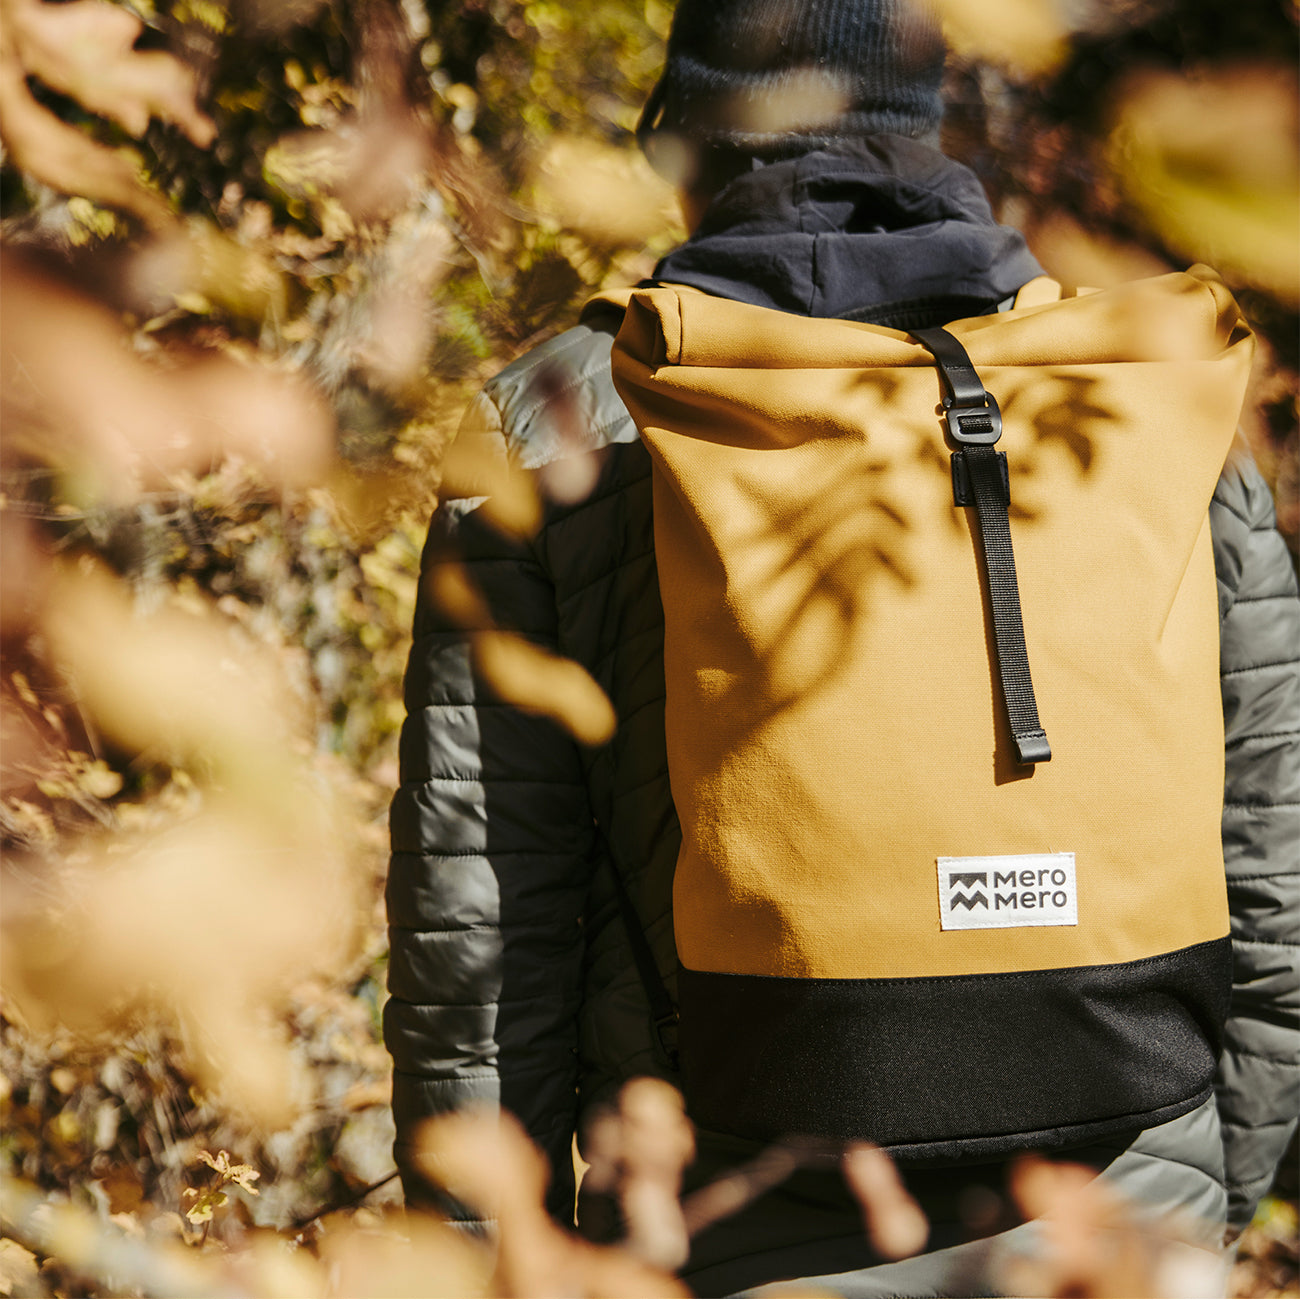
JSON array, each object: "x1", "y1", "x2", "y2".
[{"x1": 428, "y1": 0, "x2": 668, "y2": 162}]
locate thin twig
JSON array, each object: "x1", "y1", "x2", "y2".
[
  {"x1": 680, "y1": 1137, "x2": 843, "y2": 1239},
  {"x1": 290, "y1": 1169, "x2": 400, "y2": 1232}
]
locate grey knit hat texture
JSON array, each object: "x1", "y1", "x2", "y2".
[{"x1": 639, "y1": 0, "x2": 946, "y2": 173}]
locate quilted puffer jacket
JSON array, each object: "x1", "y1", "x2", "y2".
[{"x1": 385, "y1": 141, "x2": 1300, "y2": 1295}]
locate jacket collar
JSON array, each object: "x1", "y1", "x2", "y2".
[{"x1": 652, "y1": 135, "x2": 1042, "y2": 330}]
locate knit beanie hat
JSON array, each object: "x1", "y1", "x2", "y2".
[{"x1": 639, "y1": 0, "x2": 946, "y2": 176}]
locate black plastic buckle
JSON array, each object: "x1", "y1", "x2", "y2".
[{"x1": 944, "y1": 392, "x2": 1003, "y2": 446}]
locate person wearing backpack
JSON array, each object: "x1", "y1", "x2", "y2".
[{"x1": 384, "y1": 1, "x2": 1300, "y2": 1293}]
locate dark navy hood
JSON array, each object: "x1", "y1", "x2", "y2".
[{"x1": 653, "y1": 135, "x2": 1043, "y2": 331}]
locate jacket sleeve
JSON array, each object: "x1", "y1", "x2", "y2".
[
  {"x1": 1210, "y1": 445, "x2": 1300, "y2": 1233},
  {"x1": 384, "y1": 388, "x2": 593, "y2": 1225}
]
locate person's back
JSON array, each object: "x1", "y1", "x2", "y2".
[{"x1": 385, "y1": 2, "x2": 1300, "y2": 1293}]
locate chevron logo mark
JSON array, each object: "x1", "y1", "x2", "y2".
[
  {"x1": 948, "y1": 871, "x2": 987, "y2": 889},
  {"x1": 949, "y1": 890, "x2": 988, "y2": 911}
]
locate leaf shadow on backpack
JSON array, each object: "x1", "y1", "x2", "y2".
[
  {"x1": 699, "y1": 367, "x2": 1108, "y2": 758},
  {"x1": 1001, "y1": 373, "x2": 1106, "y2": 506},
  {"x1": 729, "y1": 451, "x2": 919, "y2": 723}
]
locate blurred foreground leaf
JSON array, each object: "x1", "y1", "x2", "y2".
[
  {"x1": 0, "y1": 0, "x2": 214, "y2": 223},
  {"x1": 933, "y1": 0, "x2": 1067, "y2": 76},
  {"x1": 1110, "y1": 63, "x2": 1300, "y2": 303}
]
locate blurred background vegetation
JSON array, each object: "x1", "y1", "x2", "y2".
[{"x1": 0, "y1": 0, "x2": 1295, "y2": 1295}]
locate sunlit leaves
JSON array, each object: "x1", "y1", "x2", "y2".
[
  {"x1": 34, "y1": 754, "x2": 124, "y2": 804},
  {"x1": 998, "y1": 1153, "x2": 1227, "y2": 1298},
  {"x1": 2, "y1": 251, "x2": 333, "y2": 502},
  {"x1": 0, "y1": 2, "x2": 1293, "y2": 1294},
  {"x1": 842, "y1": 1143, "x2": 929, "y2": 1261},
  {"x1": 197, "y1": 1147, "x2": 261, "y2": 1194},
  {"x1": 0, "y1": 0, "x2": 215, "y2": 224},
  {"x1": 2, "y1": 0, "x2": 215, "y2": 143},
  {"x1": 415, "y1": 1107, "x2": 689, "y2": 1298},
  {"x1": 180, "y1": 1185, "x2": 227, "y2": 1225},
  {"x1": 438, "y1": 430, "x2": 542, "y2": 539},
  {"x1": 183, "y1": 1149, "x2": 260, "y2": 1226},
  {"x1": 533, "y1": 136, "x2": 680, "y2": 252},
  {"x1": 583, "y1": 1080, "x2": 695, "y2": 1272},
  {"x1": 932, "y1": 0, "x2": 1067, "y2": 77},
  {"x1": 463, "y1": 0, "x2": 666, "y2": 149},
  {"x1": 1109, "y1": 63, "x2": 1300, "y2": 303},
  {"x1": 2, "y1": 562, "x2": 368, "y2": 1127}
]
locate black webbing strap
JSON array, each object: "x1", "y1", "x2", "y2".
[
  {"x1": 911, "y1": 326, "x2": 1051, "y2": 766},
  {"x1": 603, "y1": 857, "x2": 679, "y2": 1070}
]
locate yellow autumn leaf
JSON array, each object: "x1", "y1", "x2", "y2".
[
  {"x1": 225, "y1": 1163, "x2": 261, "y2": 1195},
  {"x1": 79, "y1": 761, "x2": 123, "y2": 800},
  {"x1": 197, "y1": 1149, "x2": 226, "y2": 1174},
  {"x1": 426, "y1": 560, "x2": 493, "y2": 629},
  {"x1": 930, "y1": 0, "x2": 1066, "y2": 76},
  {"x1": 472, "y1": 630, "x2": 616, "y2": 747},
  {"x1": 181, "y1": 1186, "x2": 228, "y2": 1224},
  {"x1": 439, "y1": 432, "x2": 542, "y2": 539},
  {"x1": 534, "y1": 135, "x2": 682, "y2": 250},
  {"x1": 1109, "y1": 63, "x2": 1300, "y2": 303}
]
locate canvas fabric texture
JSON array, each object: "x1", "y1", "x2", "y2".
[{"x1": 611, "y1": 272, "x2": 1248, "y2": 983}]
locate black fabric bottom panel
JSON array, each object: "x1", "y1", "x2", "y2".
[{"x1": 678, "y1": 936, "x2": 1231, "y2": 1157}]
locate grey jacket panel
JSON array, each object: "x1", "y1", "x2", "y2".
[
  {"x1": 1105, "y1": 1097, "x2": 1227, "y2": 1233},
  {"x1": 385, "y1": 321, "x2": 677, "y2": 1223},
  {"x1": 1210, "y1": 448, "x2": 1300, "y2": 1230},
  {"x1": 387, "y1": 378, "x2": 596, "y2": 1219},
  {"x1": 386, "y1": 321, "x2": 1300, "y2": 1266}
]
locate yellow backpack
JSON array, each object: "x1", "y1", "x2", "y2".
[{"x1": 605, "y1": 268, "x2": 1254, "y2": 1155}]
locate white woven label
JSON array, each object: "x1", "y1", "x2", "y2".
[{"x1": 937, "y1": 853, "x2": 1078, "y2": 930}]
